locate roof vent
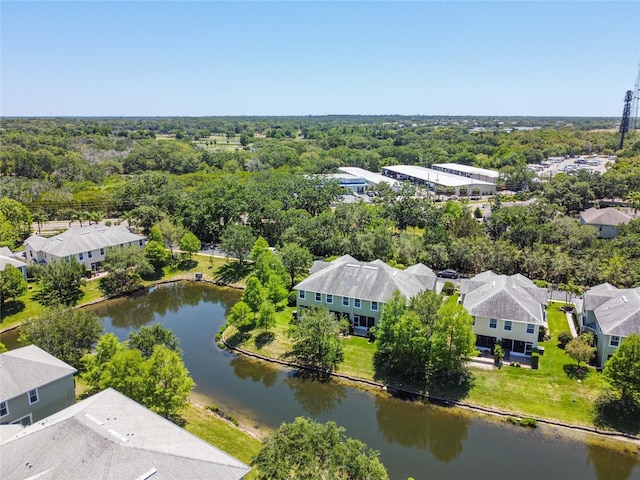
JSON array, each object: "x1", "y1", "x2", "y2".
[
  {"x1": 622, "y1": 295, "x2": 628, "y2": 303},
  {"x1": 346, "y1": 264, "x2": 360, "y2": 268},
  {"x1": 135, "y1": 468, "x2": 158, "y2": 480},
  {"x1": 80, "y1": 231, "x2": 90, "y2": 235},
  {"x1": 363, "y1": 266, "x2": 378, "y2": 271},
  {"x1": 97, "y1": 228, "x2": 108, "y2": 232}
]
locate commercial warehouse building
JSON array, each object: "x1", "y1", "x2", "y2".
[
  {"x1": 338, "y1": 167, "x2": 402, "y2": 190},
  {"x1": 431, "y1": 163, "x2": 499, "y2": 184},
  {"x1": 381, "y1": 165, "x2": 496, "y2": 196}
]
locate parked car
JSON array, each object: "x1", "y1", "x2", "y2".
[{"x1": 436, "y1": 269, "x2": 459, "y2": 279}]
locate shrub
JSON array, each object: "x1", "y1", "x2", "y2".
[
  {"x1": 207, "y1": 404, "x2": 220, "y2": 413},
  {"x1": 287, "y1": 290, "x2": 298, "y2": 307},
  {"x1": 506, "y1": 416, "x2": 519, "y2": 425},
  {"x1": 558, "y1": 331, "x2": 573, "y2": 348},
  {"x1": 520, "y1": 418, "x2": 537, "y2": 428},
  {"x1": 531, "y1": 353, "x2": 539, "y2": 370},
  {"x1": 441, "y1": 281, "x2": 456, "y2": 296}
]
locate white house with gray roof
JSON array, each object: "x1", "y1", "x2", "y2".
[
  {"x1": 0, "y1": 387, "x2": 251, "y2": 480},
  {"x1": 0, "y1": 247, "x2": 27, "y2": 279},
  {"x1": 295, "y1": 255, "x2": 437, "y2": 336},
  {"x1": 579, "y1": 207, "x2": 638, "y2": 239},
  {"x1": 581, "y1": 283, "x2": 640, "y2": 367},
  {"x1": 23, "y1": 225, "x2": 146, "y2": 273},
  {"x1": 460, "y1": 271, "x2": 548, "y2": 356},
  {"x1": 0, "y1": 345, "x2": 77, "y2": 426}
]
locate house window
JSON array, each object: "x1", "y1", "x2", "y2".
[
  {"x1": 78, "y1": 252, "x2": 84, "y2": 260},
  {"x1": 298, "y1": 290, "x2": 305, "y2": 299},
  {"x1": 342, "y1": 297, "x2": 349, "y2": 307},
  {"x1": 354, "y1": 298, "x2": 361, "y2": 309},
  {"x1": 0, "y1": 401, "x2": 8, "y2": 417},
  {"x1": 504, "y1": 321, "x2": 512, "y2": 331},
  {"x1": 472, "y1": 317, "x2": 475, "y2": 326},
  {"x1": 139, "y1": 240, "x2": 143, "y2": 246},
  {"x1": 120, "y1": 244, "x2": 124, "y2": 248},
  {"x1": 315, "y1": 292, "x2": 321, "y2": 302},
  {"x1": 526, "y1": 324, "x2": 535, "y2": 334},
  {"x1": 88, "y1": 251, "x2": 93, "y2": 259},
  {"x1": 28, "y1": 389, "x2": 39, "y2": 405},
  {"x1": 489, "y1": 318, "x2": 497, "y2": 329},
  {"x1": 610, "y1": 336, "x2": 620, "y2": 347},
  {"x1": 100, "y1": 248, "x2": 105, "y2": 256},
  {"x1": 371, "y1": 301, "x2": 379, "y2": 311},
  {"x1": 326, "y1": 294, "x2": 333, "y2": 304},
  {"x1": 12, "y1": 414, "x2": 32, "y2": 426},
  {"x1": 29, "y1": 250, "x2": 33, "y2": 257}
]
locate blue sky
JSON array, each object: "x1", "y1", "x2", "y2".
[{"x1": 1, "y1": 1, "x2": 639, "y2": 116}]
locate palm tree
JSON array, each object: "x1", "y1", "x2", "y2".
[{"x1": 32, "y1": 211, "x2": 49, "y2": 234}]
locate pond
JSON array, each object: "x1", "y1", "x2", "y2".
[{"x1": 3, "y1": 282, "x2": 640, "y2": 480}]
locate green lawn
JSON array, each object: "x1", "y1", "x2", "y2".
[
  {"x1": 182, "y1": 404, "x2": 261, "y2": 480},
  {"x1": 466, "y1": 302, "x2": 607, "y2": 426}
]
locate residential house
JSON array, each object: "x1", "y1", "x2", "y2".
[
  {"x1": 0, "y1": 345, "x2": 77, "y2": 426},
  {"x1": 0, "y1": 387, "x2": 251, "y2": 480},
  {"x1": 294, "y1": 255, "x2": 437, "y2": 336},
  {"x1": 23, "y1": 225, "x2": 147, "y2": 273},
  {"x1": 460, "y1": 271, "x2": 548, "y2": 357},
  {"x1": 581, "y1": 283, "x2": 640, "y2": 367},
  {"x1": 579, "y1": 207, "x2": 637, "y2": 239},
  {"x1": 0, "y1": 247, "x2": 27, "y2": 279}
]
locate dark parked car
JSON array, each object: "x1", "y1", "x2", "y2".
[{"x1": 437, "y1": 269, "x2": 459, "y2": 279}]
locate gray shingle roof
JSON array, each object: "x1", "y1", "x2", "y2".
[
  {"x1": 0, "y1": 346, "x2": 77, "y2": 402},
  {"x1": 294, "y1": 256, "x2": 436, "y2": 303},
  {"x1": 0, "y1": 388, "x2": 251, "y2": 480},
  {"x1": 24, "y1": 226, "x2": 146, "y2": 258},
  {"x1": 580, "y1": 207, "x2": 634, "y2": 226},
  {"x1": 585, "y1": 285, "x2": 640, "y2": 337},
  {"x1": 0, "y1": 247, "x2": 27, "y2": 272},
  {"x1": 461, "y1": 273, "x2": 547, "y2": 325}
]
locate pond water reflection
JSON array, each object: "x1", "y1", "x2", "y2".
[{"x1": 3, "y1": 282, "x2": 639, "y2": 480}]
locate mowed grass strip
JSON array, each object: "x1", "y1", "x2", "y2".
[{"x1": 182, "y1": 404, "x2": 261, "y2": 480}]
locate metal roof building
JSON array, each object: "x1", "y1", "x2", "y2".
[
  {"x1": 431, "y1": 163, "x2": 500, "y2": 184},
  {"x1": 338, "y1": 167, "x2": 401, "y2": 189},
  {"x1": 381, "y1": 165, "x2": 496, "y2": 196}
]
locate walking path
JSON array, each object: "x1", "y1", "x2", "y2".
[{"x1": 566, "y1": 311, "x2": 578, "y2": 338}]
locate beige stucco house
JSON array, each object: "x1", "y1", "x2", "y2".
[
  {"x1": 0, "y1": 345, "x2": 77, "y2": 426},
  {"x1": 581, "y1": 283, "x2": 640, "y2": 367},
  {"x1": 460, "y1": 271, "x2": 548, "y2": 357},
  {"x1": 23, "y1": 225, "x2": 146, "y2": 273},
  {"x1": 294, "y1": 255, "x2": 437, "y2": 336}
]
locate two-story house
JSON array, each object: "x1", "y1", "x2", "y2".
[
  {"x1": 581, "y1": 283, "x2": 640, "y2": 367},
  {"x1": 294, "y1": 255, "x2": 437, "y2": 336},
  {"x1": 0, "y1": 388, "x2": 251, "y2": 479},
  {"x1": 0, "y1": 345, "x2": 77, "y2": 426},
  {"x1": 460, "y1": 271, "x2": 548, "y2": 357},
  {"x1": 579, "y1": 207, "x2": 637, "y2": 239},
  {"x1": 23, "y1": 225, "x2": 147, "y2": 273}
]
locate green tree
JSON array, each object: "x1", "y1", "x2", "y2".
[
  {"x1": 220, "y1": 223, "x2": 256, "y2": 265},
  {"x1": 227, "y1": 301, "x2": 253, "y2": 328},
  {"x1": 242, "y1": 276, "x2": 264, "y2": 319},
  {"x1": 20, "y1": 307, "x2": 103, "y2": 369},
  {"x1": 0, "y1": 197, "x2": 32, "y2": 246},
  {"x1": 280, "y1": 242, "x2": 313, "y2": 289},
  {"x1": 100, "y1": 246, "x2": 153, "y2": 296},
  {"x1": 157, "y1": 218, "x2": 186, "y2": 259},
  {"x1": 251, "y1": 417, "x2": 388, "y2": 480},
  {"x1": 0, "y1": 342, "x2": 7, "y2": 353},
  {"x1": 266, "y1": 274, "x2": 288, "y2": 305},
  {"x1": 429, "y1": 302, "x2": 476, "y2": 378},
  {"x1": 35, "y1": 259, "x2": 85, "y2": 307},
  {"x1": 257, "y1": 302, "x2": 276, "y2": 332},
  {"x1": 148, "y1": 225, "x2": 163, "y2": 243},
  {"x1": 565, "y1": 337, "x2": 596, "y2": 367},
  {"x1": 128, "y1": 324, "x2": 181, "y2": 359},
  {"x1": 286, "y1": 307, "x2": 344, "y2": 375},
  {"x1": 179, "y1": 231, "x2": 201, "y2": 260},
  {"x1": 603, "y1": 334, "x2": 640, "y2": 405},
  {"x1": 145, "y1": 240, "x2": 171, "y2": 271},
  {"x1": 0, "y1": 264, "x2": 27, "y2": 304},
  {"x1": 144, "y1": 345, "x2": 196, "y2": 418}
]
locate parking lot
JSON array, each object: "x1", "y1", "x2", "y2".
[{"x1": 535, "y1": 156, "x2": 614, "y2": 179}]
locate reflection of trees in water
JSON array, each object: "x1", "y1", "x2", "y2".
[
  {"x1": 230, "y1": 356, "x2": 278, "y2": 388},
  {"x1": 89, "y1": 282, "x2": 241, "y2": 329},
  {"x1": 375, "y1": 395, "x2": 469, "y2": 463},
  {"x1": 284, "y1": 374, "x2": 347, "y2": 417},
  {"x1": 586, "y1": 442, "x2": 639, "y2": 480}
]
